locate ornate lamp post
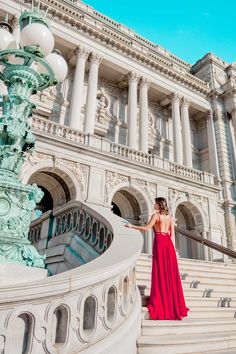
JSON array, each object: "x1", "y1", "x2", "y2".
[{"x1": 0, "y1": 8, "x2": 68, "y2": 268}]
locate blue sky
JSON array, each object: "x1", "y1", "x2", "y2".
[{"x1": 85, "y1": 0, "x2": 236, "y2": 65}]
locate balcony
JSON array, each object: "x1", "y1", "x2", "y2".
[{"x1": 32, "y1": 116, "x2": 216, "y2": 186}]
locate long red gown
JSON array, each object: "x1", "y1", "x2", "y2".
[{"x1": 147, "y1": 229, "x2": 190, "y2": 320}]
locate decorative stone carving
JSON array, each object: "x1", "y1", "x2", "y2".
[
  {"x1": 168, "y1": 189, "x2": 186, "y2": 212},
  {"x1": 90, "y1": 52, "x2": 103, "y2": 66},
  {"x1": 106, "y1": 171, "x2": 129, "y2": 201},
  {"x1": 128, "y1": 71, "x2": 140, "y2": 83},
  {"x1": 147, "y1": 182, "x2": 157, "y2": 200},
  {"x1": 135, "y1": 179, "x2": 147, "y2": 186},
  {"x1": 26, "y1": 151, "x2": 54, "y2": 166},
  {"x1": 96, "y1": 95, "x2": 109, "y2": 124}
]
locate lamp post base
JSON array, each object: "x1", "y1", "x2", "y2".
[{"x1": 0, "y1": 173, "x2": 45, "y2": 268}]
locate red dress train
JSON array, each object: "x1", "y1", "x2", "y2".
[{"x1": 147, "y1": 229, "x2": 189, "y2": 320}]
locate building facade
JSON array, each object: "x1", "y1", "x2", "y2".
[{"x1": 1, "y1": 0, "x2": 236, "y2": 260}]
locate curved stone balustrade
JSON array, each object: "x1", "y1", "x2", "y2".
[
  {"x1": 29, "y1": 201, "x2": 115, "y2": 274},
  {"x1": 54, "y1": 206, "x2": 113, "y2": 254},
  {"x1": 0, "y1": 203, "x2": 143, "y2": 354},
  {"x1": 32, "y1": 117, "x2": 215, "y2": 185}
]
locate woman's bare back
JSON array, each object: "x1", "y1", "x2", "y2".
[{"x1": 153, "y1": 212, "x2": 172, "y2": 233}]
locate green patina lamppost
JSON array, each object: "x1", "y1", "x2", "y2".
[{"x1": 0, "y1": 5, "x2": 68, "y2": 267}]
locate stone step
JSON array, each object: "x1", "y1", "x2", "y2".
[
  {"x1": 186, "y1": 308, "x2": 236, "y2": 319},
  {"x1": 137, "y1": 255, "x2": 236, "y2": 354},
  {"x1": 141, "y1": 307, "x2": 236, "y2": 319},
  {"x1": 137, "y1": 330, "x2": 236, "y2": 354},
  {"x1": 136, "y1": 271, "x2": 236, "y2": 286},
  {"x1": 136, "y1": 275, "x2": 236, "y2": 291},
  {"x1": 141, "y1": 317, "x2": 236, "y2": 336},
  {"x1": 136, "y1": 263, "x2": 236, "y2": 278},
  {"x1": 141, "y1": 295, "x2": 236, "y2": 308},
  {"x1": 141, "y1": 286, "x2": 236, "y2": 299},
  {"x1": 138, "y1": 254, "x2": 236, "y2": 270}
]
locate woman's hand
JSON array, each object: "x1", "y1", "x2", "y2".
[{"x1": 124, "y1": 223, "x2": 133, "y2": 228}]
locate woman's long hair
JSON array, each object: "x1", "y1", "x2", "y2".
[{"x1": 155, "y1": 197, "x2": 169, "y2": 215}]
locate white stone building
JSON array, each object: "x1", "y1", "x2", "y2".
[
  {"x1": 0, "y1": 0, "x2": 236, "y2": 353},
  {"x1": 11, "y1": 0, "x2": 234, "y2": 259}
]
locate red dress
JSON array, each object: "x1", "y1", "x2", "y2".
[{"x1": 147, "y1": 229, "x2": 189, "y2": 320}]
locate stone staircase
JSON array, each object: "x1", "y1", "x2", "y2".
[{"x1": 136, "y1": 253, "x2": 236, "y2": 354}]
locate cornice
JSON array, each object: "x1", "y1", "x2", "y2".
[{"x1": 17, "y1": 0, "x2": 210, "y2": 95}]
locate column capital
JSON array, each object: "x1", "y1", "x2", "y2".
[
  {"x1": 172, "y1": 92, "x2": 181, "y2": 103},
  {"x1": 128, "y1": 71, "x2": 140, "y2": 83},
  {"x1": 75, "y1": 46, "x2": 90, "y2": 60},
  {"x1": 181, "y1": 97, "x2": 191, "y2": 108},
  {"x1": 89, "y1": 52, "x2": 103, "y2": 66},
  {"x1": 207, "y1": 109, "x2": 214, "y2": 120},
  {"x1": 140, "y1": 76, "x2": 151, "y2": 89}
]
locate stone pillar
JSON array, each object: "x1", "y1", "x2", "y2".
[
  {"x1": 231, "y1": 108, "x2": 236, "y2": 141},
  {"x1": 172, "y1": 93, "x2": 183, "y2": 164},
  {"x1": 181, "y1": 97, "x2": 192, "y2": 167},
  {"x1": 230, "y1": 109, "x2": 236, "y2": 179},
  {"x1": 12, "y1": 16, "x2": 20, "y2": 47},
  {"x1": 127, "y1": 71, "x2": 139, "y2": 149},
  {"x1": 139, "y1": 77, "x2": 150, "y2": 153},
  {"x1": 84, "y1": 52, "x2": 102, "y2": 134},
  {"x1": 206, "y1": 110, "x2": 220, "y2": 177},
  {"x1": 70, "y1": 47, "x2": 90, "y2": 131}
]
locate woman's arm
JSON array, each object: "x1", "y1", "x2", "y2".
[{"x1": 125, "y1": 213, "x2": 158, "y2": 232}]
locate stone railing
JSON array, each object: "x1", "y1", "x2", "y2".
[
  {"x1": 32, "y1": 117, "x2": 216, "y2": 186},
  {"x1": 110, "y1": 143, "x2": 153, "y2": 165},
  {"x1": 30, "y1": 204, "x2": 114, "y2": 254},
  {"x1": 0, "y1": 203, "x2": 143, "y2": 354},
  {"x1": 29, "y1": 201, "x2": 115, "y2": 273}
]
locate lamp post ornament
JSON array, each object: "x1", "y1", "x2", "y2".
[{"x1": 0, "y1": 3, "x2": 68, "y2": 267}]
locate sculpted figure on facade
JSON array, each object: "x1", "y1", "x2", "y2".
[{"x1": 96, "y1": 94, "x2": 109, "y2": 125}]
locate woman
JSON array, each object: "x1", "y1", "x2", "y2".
[{"x1": 125, "y1": 197, "x2": 189, "y2": 320}]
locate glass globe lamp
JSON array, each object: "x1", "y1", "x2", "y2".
[
  {"x1": 0, "y1": 25, "x2": 16, "y2": 51},
  {"x1": 19, "y1": 22, "x2": 54, "y2": 57},
  {"x1": 45, "y1": 52, "x2": 68, "y2": 82}
]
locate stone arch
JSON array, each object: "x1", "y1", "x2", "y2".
[
  {"x1": 23, "y1": 163, "x2": 82, "y2": 217},
  {"x1": 108, "y1": 183, "x2": 153, "y2": 215},
  {"x1": 109, "y1": 184, "x2": 153, "y2": 220},
  {"x1": 110, "y1": 183, "x2": 153, "y2": 253},
  {"x1": 174, "y1": 200, "x2": 205, "y2": 260},
  {"x1": 22, "y1": 161, "x2": 82, "y2": 199}
]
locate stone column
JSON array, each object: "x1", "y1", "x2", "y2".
[
  {"x1": 231, "y1": 108, "x2": 236, "y2": 140},
  {"x1": 12, "y1": 16, "x2": 20, "y2": 47},
  {"x1": 84, "y1": 52, "x2": 102, "y2": 134},
  {"x1": 139, "y1": 77, "x2": 150, "y2": 153},
  {"x1": 172, "y1": 93, "x2": 183, "y2": 164},
  {"x1": 127, "y1": 71, "x2": 139, "y2": 149},
  {"x1": 70, "y1": 47, "x2": 90, "y2": 131},
  {"x1": 181, "y1": 97, "x2": 192, "y2": 167},
  {"x1": 206, "y1": 110, "x2": 220, "y2": 177},
  {"x1": 230, "y1": 109, "x2": 236, "y2": 178}
]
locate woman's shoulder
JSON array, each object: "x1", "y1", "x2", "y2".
[{"x1": 151, "y1": 211, "x2": 160, "y2": 220}]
